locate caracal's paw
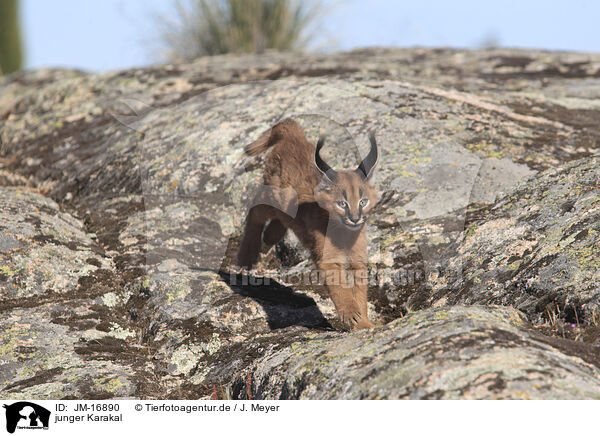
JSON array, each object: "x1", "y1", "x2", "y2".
[
  {"x1": 236, "y1": 247, "x2": 258, "y2": 270},
  {"x1": 352, "y1": 317, "x2": 375, "y2": 330},
  {"x1": 338, "y1": 308, "x2": 374, "y2": 331}
]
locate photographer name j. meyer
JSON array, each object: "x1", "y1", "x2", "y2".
[{"x1": 142, "y1": 403, "x2": 280, "y2": 413}]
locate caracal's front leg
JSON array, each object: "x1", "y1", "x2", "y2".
[
  {"x1": 350, "y1": 262, "x2": 373, "y2": 330},
  {"x1": 318, "y1": 261, "x2": 373, "y2": 330}
]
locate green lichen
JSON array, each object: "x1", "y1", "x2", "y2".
[
  {"x1": 0, "y1": 265, "x2": 17, "y2": 276},
  {"x1": 0, "y1": 325, "x2": 30, "y2": 358},
  {"x1": 465, "y1": 224, "x2": 479, "y2": 238},
  {"x1": 466, "y1": 141, "x2": 506, "y2": 159},
  {"x1": 572, "y1": 245, "x2": 600, "y2": 270},
  {"x1": 94, "y1": 377, "x2": 124, "y2": 393}
]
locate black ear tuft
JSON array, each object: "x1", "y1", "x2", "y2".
[
  {"x1": 355, "y1": 131, "x2": 378, "y2": 180},
  {"x1": 314, "y1": 136, "x2": 338, "y2": 182}
]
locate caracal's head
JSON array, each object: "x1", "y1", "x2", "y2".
[{"x1": 313, "y1": 132, "x2": 379, "y2": 231}]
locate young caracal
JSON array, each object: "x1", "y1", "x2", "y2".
[{"x1": 237, "y1": 119, "x2": 379, "y2": 330}]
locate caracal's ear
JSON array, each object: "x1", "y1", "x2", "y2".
[
  {"x1": 314, "y1": 136, "x2": 338, "y2": 183},
  {"x1": 355, "y1": 131, "x2": 378, "y2": 181}
]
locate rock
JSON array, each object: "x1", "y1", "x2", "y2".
[
  {"x1": 232, "y1": 306, "x2": 600, "y2": 399},
  {"x1": 0, "y1": 187, "x2": 149, "y2": 399},
  {"x1": 0, "y1": 187, "x2": 107, "y2": 300},
  {"x1": 1, "y1": 48, "x2": 599, "y2": 399},
  {"x1": 429, "y1": 156, "x2": 600, "y2": 327}
]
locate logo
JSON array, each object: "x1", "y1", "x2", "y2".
[{"x1": 3, "y1": 402, "x2": 50, "y2": 434}]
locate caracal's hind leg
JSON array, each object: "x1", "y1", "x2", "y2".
[
  {"x1": 263, "y1": 219, "x2": 287, "y2": 246},
  {"x1": 237, "y1": 205, "x2": 273, "y2": 269},
  {"x1": 238, "y1": 184, "x2": 298, "y2": 269}
]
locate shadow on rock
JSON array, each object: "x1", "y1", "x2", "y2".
[{"x1": 217, "y1": 270, "x2": 333, "y2": 331}]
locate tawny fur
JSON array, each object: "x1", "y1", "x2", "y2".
[{"x1": 237, "y1": 119, "x2": 379, "y2": 330}]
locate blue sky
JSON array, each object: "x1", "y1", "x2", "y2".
[{"x1": 21, "y1": 0, "x2": 600, "y2": 72}]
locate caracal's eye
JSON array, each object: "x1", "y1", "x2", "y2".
[
  {"x1": 336, "y1": 200, "x2": 348, "y2": 209},
  {"x1": 359, "y1": 198, "x2": 369, "y2": 207}
]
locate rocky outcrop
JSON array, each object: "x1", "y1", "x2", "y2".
[
  {"x1": 0, "y1": 187, "x2": 142, "y2": 398},
  {"x1": 430, "y1": 157, "x2": 600, "y2": 331},
  {"x1": 234, "y1": 306, "x2": 600, "y2": 400},
  {"x1": 1, "y1": 48, "x2": 599, "y2": 399}
]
